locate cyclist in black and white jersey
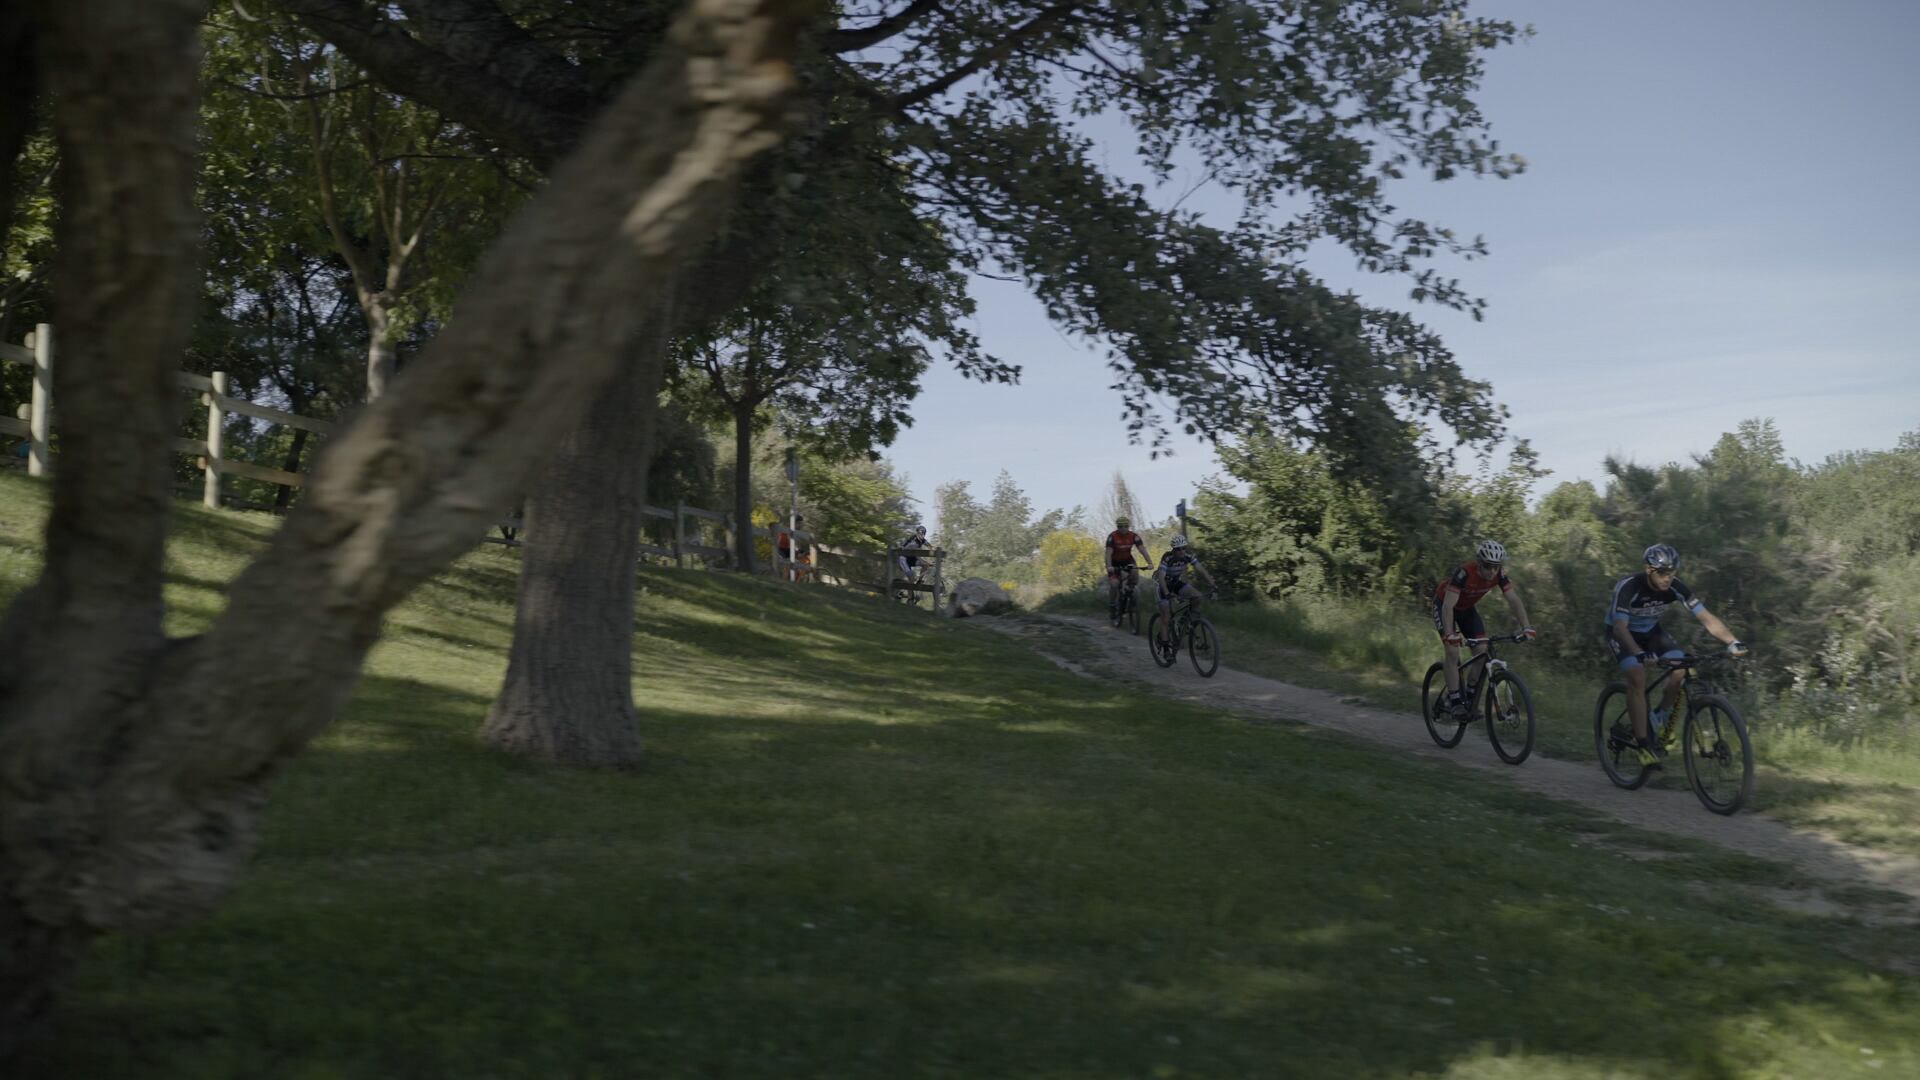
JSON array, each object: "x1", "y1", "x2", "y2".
[
  {"x1": 896, "y1": 525, "x2": 932, "y2": 596},
  {"x1": 1152, "y1": 534, "x2": 1217, "y2": 651},
  {"x1": 1604, "y1": 543, "x2": 1748, "y2": 765}
]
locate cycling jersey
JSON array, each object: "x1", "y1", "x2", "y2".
[
  {"x1": 899, "y1": 536, "x2": 930, "y2": 567},
  {"x1": 1605, "y1": 572, "x2": 1704, "y2": 633},
  {"x1": 1105, "y1": 530, "x2": 1144, "y2": 565},
  {"x1": 1158, "y1": 549, "x2": 1201, "y2": 582},
  {"x1": 1432, "y1": 561, "x2": 1511, "y2": 611}
]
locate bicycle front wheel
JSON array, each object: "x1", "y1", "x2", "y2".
[
  {"x1": 1147, "y1": 614, "x2": 1177, "y2": 667},
  {"x1": 1594, "y1": 683, "x2": 1652, "y2": 790},
  {"x1": 1421, "y1": 662, "x2": 1467, "y2": 749},
  {"x1": 1126, "y1": 594, "x2": 1141, "y2": 636},
  {"x1": 1683, "y1": 695, "x2": 1754, "y2": 815},
  {"x1": 1484, "y1": 670, "x2": 1535, "y2": 765},
  {"x1": 1188, "y1": 618, "x2": 1220, "y2": 677}
]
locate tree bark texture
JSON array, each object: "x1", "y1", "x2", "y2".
[
  {"x1": 364, "y1": 298, "x2": 397, "y2": 401},
  {"x1": 478, "y1": 236, "x2": 760, "y2": 764},
  {"x1": 480, "y1": 296, "x2": 674, "y2": 768},
  {"x1": 0, "y1": 0, "x2": 212, "y2": 1050},
  {"x1": 0, "y1": 0, "x2": 810, "y2": 1055}
]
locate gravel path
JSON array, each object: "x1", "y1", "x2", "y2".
[{"x1": 994, "y1": 613, "x2": 1920, "y2": 925}]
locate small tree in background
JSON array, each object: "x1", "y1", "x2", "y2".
[{"x1": 1037, "y1": 530, "x2": 1104, "y2": 596}]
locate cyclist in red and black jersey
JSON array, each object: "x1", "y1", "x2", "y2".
[
  {"x1": 1104, "y1": 516, "x2": 1151, "y2": 620},
  {"x1": 1433, "y1": 540, "x2": 1537, "y2": 718}
]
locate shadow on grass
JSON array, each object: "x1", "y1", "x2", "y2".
[{"x1": 24, "y1": 662, "x2": 1920, "y2": 1079}]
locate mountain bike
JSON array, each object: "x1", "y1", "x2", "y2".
[
  {"x1": 1148, "y1": 592, "x2": 1220, "y2": 677},
  {"x1": 1594, "y1": 652, "x2": 1753, "y2": 815},
  {"x1": 895, "y1": 561, "x2": 929, "y2": 607},
  {"x1": 1108, "y1": 564, "x2": 1148, "y2": 635},
  {"x1": 1419, "y1": 633, "x2": 1536, "y2": 764}
]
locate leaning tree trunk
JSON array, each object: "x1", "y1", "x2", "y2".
[
  {"x1": 0, "y1": 0, "x2": 806, "y2": 1055},
  {"x1": 481, "y1": 299, "x2": 674, "y2": 768},
  {"x1": 731, "y1": 401, "x2": 759, "y2": 572}
]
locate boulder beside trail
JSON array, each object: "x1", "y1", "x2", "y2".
[{"x1": 949, "y1": 577, "x2": 1013, "y2": 618}]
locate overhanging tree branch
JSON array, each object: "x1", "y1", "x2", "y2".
[
  {"x1": 277, "y1": 0, "x2": 583, "y2": 166},
  {"x1": 893, "y1": 1, "x2": 1085, "y2": 110},
  {"x1": 829, "y1": 0, "x2": 942, "y2": 53}
]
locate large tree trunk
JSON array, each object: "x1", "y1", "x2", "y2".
[
  {"x1": 478, "y1": 239, "x2": 757, "y2": 764},
  {"x1": 0, "y1": 0, "x2": 807, "y2": 1055},
  {"x1": 732, "y1": 401, "x2": 758, "y2": 572},
  {"x1": 0, "y1": 0, "x2": 212, "y2": 1046},
  {"x1": 480, "y1": 297, "x2": 674, "y2": 768}
]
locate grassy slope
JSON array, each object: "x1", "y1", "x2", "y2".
[
  {"x1": 1046, "y1": 587, "x2": 1920, "y2": 862},
  {"x1": 2, "y1": 471, "x2": 1915, "y2": 1079}
]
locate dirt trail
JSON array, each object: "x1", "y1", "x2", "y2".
[{"x1": 994, "y1": 613, "x2": 1920, "y2": 923}]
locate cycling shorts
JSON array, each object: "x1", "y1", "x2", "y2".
[
  {"x1": 1158, "y1": 577, "x2": 1199, "y2": 601},
  {"x1": 1432, "y1": 597, "x2": 1486, "y2": 641},
  {"x1": 1604, "y1": 625, "x2": 1683, "y2": 670}
]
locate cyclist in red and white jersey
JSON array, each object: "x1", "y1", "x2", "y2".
[
  {"x1": 1432, "y1": 539, "x2": 1537, "y2": 718},
  {"x1": 1104, "y1": 516, "x2": 1151, "y2": 619}
]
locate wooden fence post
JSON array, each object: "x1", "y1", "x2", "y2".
[
  {"x1": 27, "y1": 324, "x2": 51, "y2": 477},
  {"x1": 673, "y1": 504, "x2": 688, "y2": 569},
  {"x1": 202, "y1": 370, "x2": 228, "y2": 508}
]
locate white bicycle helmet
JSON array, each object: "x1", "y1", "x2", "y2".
[
  {"x1": 1475, "y1": 539, "x2": 1507, "y2": 565},
  {"x1": 1169, "y1": 533, "x2": 1189, "y2": 548}
]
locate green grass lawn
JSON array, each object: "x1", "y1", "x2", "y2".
[
  {"x1": 3, "y1": 471, "x2": 1917, "y2": 1078},
  {"x1": 1046, "y1": 586, "x2": 1920, "y2": 863}
]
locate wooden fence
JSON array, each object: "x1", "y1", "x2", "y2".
[
  {"x1": 2, "y1": 324, "x2": 333, "y2": 506},
  {"x1": 4, "y1": 324, "x2": 946, "y2": 606}
]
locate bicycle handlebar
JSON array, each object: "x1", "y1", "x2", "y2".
[
  {"x1": 1464, "y1": 632, "x2": 1531, "y2": 645},
  {"x1": 1656, "y1": 652, "x2": 1746, "y2": 669}
]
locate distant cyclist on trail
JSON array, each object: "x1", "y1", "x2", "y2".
[
  {"x1": 1152, "y1": 534, "x2": 1216, "y2": 650},
  {"x1": 1604, "y1": 543, "x2": 1748, "y2": 767},
  {"x1": 1103, "y1": 515, "x2": 1151, "y2": 620},
  {"x1": 1432, "y1": 540, "x2": 1537, "y2": 719},
  {"x1": 896, "y1": 524, "x2": 932, "y2": 597}
]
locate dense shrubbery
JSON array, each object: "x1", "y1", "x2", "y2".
[{"x1": 1188, "y1": 420, "x2": 1919, "y2": 750}]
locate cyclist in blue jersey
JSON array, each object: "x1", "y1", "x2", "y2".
[{"x1": 1605, "y1": 543, "x2": 1748, "y2": 766}]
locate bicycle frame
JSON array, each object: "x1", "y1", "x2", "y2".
[
  {"x1": 1626, "y1": 655, "x2": 1732, "y2": 743},
  {"x1": 1450, "y1": 633, "x2": 1525, "y2": 696}
]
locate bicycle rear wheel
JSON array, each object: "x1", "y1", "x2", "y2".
[
  {"x1": 1188, "y1": 618, "x2": 1220, "y2": 677},
  {"x1": 1484, "y1": 670, "x2": 1535, "y2": 765},
  {"x1": 1593, "y1": 683, "x2": 1652, "y2": 790},
  {"x1": 1147, "y1": 614, "x2": 1177, "y2": 667},
  {"x1": 1683, "y1": 695, "x2": 1753, "y2": 815},
  {"x1": 1421, "y1": 662, "x2": 1467, "y2": 749}
]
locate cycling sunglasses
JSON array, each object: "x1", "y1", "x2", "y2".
[{"x1": 1477, "y1": 559, "x2": 1504, "y2": 573}]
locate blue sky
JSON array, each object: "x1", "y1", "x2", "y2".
[{"x1": 885, "y1": 0, "x2": 1920, "y2": 533}]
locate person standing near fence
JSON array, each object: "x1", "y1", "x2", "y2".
[{"x1": 778, "y1": 514, "x2": 813, "y2": 581}]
